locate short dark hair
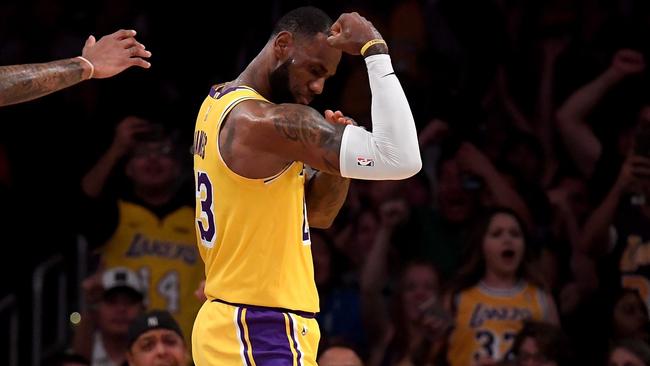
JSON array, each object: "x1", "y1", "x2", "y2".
[{"x1": 271, "y1": 6, "x2": 333, "y2": 39}]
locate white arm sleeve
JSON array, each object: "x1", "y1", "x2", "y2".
[{"x1": 339, "y1": 54, "x2": 422, "y2": 180}]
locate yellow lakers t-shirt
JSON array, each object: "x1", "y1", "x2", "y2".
[
  {"x1": 447, "y1": 281, "x2": 550, "y2": 366},
  {"x1": 101, "y1": 200, "x2": 203, "y2": 342}
]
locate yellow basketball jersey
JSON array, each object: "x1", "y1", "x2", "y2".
[
  {"x1": 101, "y1": 200, "x2": 204, "y2": 342},
  {"x1": 447, "y1": 281, "x2": 550, "y2": 366},
  {"x1": 192, "y1": 85, "x2": 318, "y2": 313}
]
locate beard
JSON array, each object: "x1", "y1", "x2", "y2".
[{"x1": 269, "y1": 58, "x2": 296, "y2": 104}]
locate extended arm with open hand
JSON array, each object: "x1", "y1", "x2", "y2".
[{"x1": 0, "y1": 29, "x2": 151, "y2": 107}]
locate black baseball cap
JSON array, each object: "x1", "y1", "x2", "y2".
[{"x1": 127, "y1": 310, "x2": 184, "y2": 348}]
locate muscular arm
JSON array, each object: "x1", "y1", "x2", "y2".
[
  {"x1": 239, "y1": 102, "x2": 347, "y2": 174},
  {"x1": 0, "y1": 58, "x2": 90, "y2": 106},
  {"x1": 305, "y1": 170, "x2": 350, "y2": 228},
  {"x1": 238, "y1": 13, "x2": 420, "y2": 180},
  {"x1": 241, "y1": 59, "x2": 421, "y2": 180}
]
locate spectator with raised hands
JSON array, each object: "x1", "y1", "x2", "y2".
[
  {"x1": 0, "y1": 29, "x2": 151, "y2": 107},
  {"x1": 80, "y1": 116, "x2": 203, "y2": 345},
  {"x1": 577, "y1": 131, "x2": 650, "y2": 309},
  {"x1": 361, "y1": 199, "x2": 444, "y2": 366},
  {"x1": 556, "y1": 48, "x2": 646, "y2": 180}
]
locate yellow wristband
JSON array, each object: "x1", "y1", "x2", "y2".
[{"x1": 360, "y1": 39, "x2": 387, "y2": 56}]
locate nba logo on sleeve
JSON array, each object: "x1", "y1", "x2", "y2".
[{"x1": 357, "y1": 157, "x2": 374, "y2": 167}]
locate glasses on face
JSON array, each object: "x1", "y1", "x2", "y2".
[{"x1": 132, "y1": 144, "x2": 173, "y2": 157}]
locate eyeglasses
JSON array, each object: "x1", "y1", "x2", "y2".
[{"x1": 132, "y1": 144, "x2": 174, "y2": 157}]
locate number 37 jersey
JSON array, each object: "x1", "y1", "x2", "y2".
[
  {"x1": 447, "y1": 281, "x2": 551, "y2": 366},
  {"x1": 192, "y1": 85, "x2": 319, "y2": 313}
]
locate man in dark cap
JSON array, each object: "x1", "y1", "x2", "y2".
[{"x1": 125, "y1": 310, "x2": 189, "y2": 366}]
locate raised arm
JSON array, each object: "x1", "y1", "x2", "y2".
[
  {"x1": 81, "y1": 117, "x2": 150, "y2": 198},
  {"x1": 360, "y1": 201, "x2": 409, "y2": 357},
  {"x1": 240, "y1": 12, "x2": 421, "y2": 180},
  {"x1": 0, "y1": 29, "x2": 151, "y2": 107},
  {"x1": 556, "y1": 49, "x2": 645, "y2": 178},
  {"x1": 578, "y1": 155, "x2": 650, "y2": 256},
  {"x1": 456, "y1": 142, "x2": 533, "y2": 227}
]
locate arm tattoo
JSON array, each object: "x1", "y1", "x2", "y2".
[
  {"x1": 272, "y1": 107, "x2": 344, "y2": 153},
  {"x1": 272, "y1": 106, "x2": 345, "y2": 171},
  {"x1": 0, "y1": 58, "x2": 85, "y2": 107},
  {"x1": 271, "y1": 106, "x2": 350, "y2": 227},
  {"x1": 221, "y1": 116, "x2": 238, "y2": 159},
  {"x1": 306, "y1": 170, "x2": 350, "y2": 228}
]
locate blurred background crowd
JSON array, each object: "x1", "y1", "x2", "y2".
[{"x1": 2, "y1": 0, "x2": 650, "y2": 365}]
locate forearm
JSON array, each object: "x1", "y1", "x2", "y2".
[
  {"x1": 557, "y1": 69, "x2": 621, "y2": 120},
  {"x1": 81, "y1": 145, "x2": 123, "y2": 198},
  {"x1": 503, "y1": 94, "x2": 533, "y2": 134},
  {"x1": 0, "y1": 58, "x2": 91, "y2": 106},
  {"x1": 537, "y1": 56, "x2": 557, "y2": 178},
  {"x1": 555, "y1": 70, "x2": 619, "y2": 176},
  {"x1": 306, "y1": 171, "x2": 350, "y2": 228},
  {"x1": 578, "y1": 186, "x2": 622, "y2": 256},
  {"x1": 482, "y1": 168, "x2": 533, "y2": 227},
  {"x1": 498, "y1": 67, "x2": 533, "y2": 134},
  {"x1": 360, "y1": 227, "x2": 392, "y2": 340},
  {"x1": 339, "y1": 55, "x2": 421, "y2": 179},
  {"x1": 360, "y1": 227, "x2": 392, "y2": 294}
]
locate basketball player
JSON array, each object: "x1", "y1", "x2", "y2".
[
  {"x1": 0, "y1": 29, "x2": 151, "y2": 107},
  {"x1": 191, "y1": 6, "x2": 421, "y2": 366}
]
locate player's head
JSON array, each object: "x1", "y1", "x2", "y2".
[
  {"x1": 126, "y1": 310, "x2": 188, "y2": 366},
  {"x1": 268, "y1": 6, "x2": 341, "y2": 105},
  {"x1": 126, "y1": 123, "x2": 182, "y2": 191}
]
